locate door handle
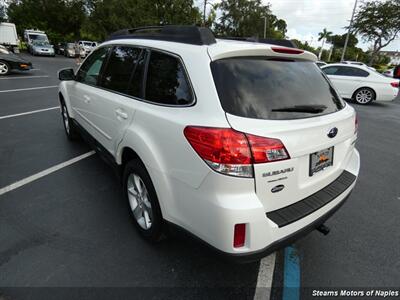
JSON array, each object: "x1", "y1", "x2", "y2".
[
  {"x1": 115, "y1": 108, "x2": 128, "y2": 120},
  {"x1": 83, "y1": 95, "x2": 91, "y2": 104}
]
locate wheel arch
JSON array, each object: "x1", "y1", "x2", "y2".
[
  {"x1": 352, "y1": 86, "x2": 376, "y2": 101},
  {"x1": 118, "y1": 144, "x2": 170, "y2": 219},
  {"x1": 58, "y1": 85, "x2": 75, "y2": 118}
]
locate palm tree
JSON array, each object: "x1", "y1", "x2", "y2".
[{"x1": 318, "y1": 28, "x2": 332, "y2": 60}]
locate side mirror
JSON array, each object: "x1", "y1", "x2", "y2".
[{"x1": 58, "y1": 68, "x2": 75, "y2": 81}]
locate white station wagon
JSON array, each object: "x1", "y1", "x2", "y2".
[{"x1": 58, "y1": 26, "x2": 360, "y2": 262}]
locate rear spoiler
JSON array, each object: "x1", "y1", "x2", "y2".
[{"x1": 217, "y1": 37, "x2": 298, "y2": 48}]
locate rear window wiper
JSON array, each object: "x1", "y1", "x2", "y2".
[{"x1": 271, "y1": 105, "x2": 327, "y2": 113}]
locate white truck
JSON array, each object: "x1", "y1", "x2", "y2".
[
  {"x1": 23, "y1": 29, "x2": 49, "y2": 54},
  {"x1": 0, "y1": 22, "x2": 19, "y2": 53}
]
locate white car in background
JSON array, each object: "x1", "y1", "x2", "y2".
[
  {"x1": 78, "y1": 40, "x2": 97, "y2": 57},
  {"x1": 322, "y1": 64, "x2": 399, "y2": 105}
]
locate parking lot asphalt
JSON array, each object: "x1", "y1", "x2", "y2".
[
  {"x1": 0, "y1": 53, "x2": 399, "y2": 300},
  {"x1": 0, "y1": 54, "x2": 268, "y2": 300}
]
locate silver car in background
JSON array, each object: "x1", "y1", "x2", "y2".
[{"x1": 31, "y1": 41, "x2": 55, "y2": 57}]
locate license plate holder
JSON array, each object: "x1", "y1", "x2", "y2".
[{"x1": 309, "y1": 147, "x2": 334, "y2": 176}]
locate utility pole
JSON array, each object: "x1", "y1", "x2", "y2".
[
  {"x1": 263, "y1": 16, "x2": 267, "y2": 39},
  {"x1": 203, "y1": 0, "x2": 207, "y2": 26},
  {"x1": 341, "y1": 0, "x2": 358, "y2": 62}
]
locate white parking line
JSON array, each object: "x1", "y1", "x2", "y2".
[
  {"x1": 0, "y1": 106, "x2": 59, "y2": 120},
  {"x1": 0, "y1": 75, "x2": 49, "y2": 80},
  {"x1": 254, "y1": 254, "x2": 276, "y2": 300},
  {"x1": 0, "y1": 151, "x2": 95, "y2": 196},
  {"x1": 0, "y1": 85, "x2": 58, "y2": 93}
]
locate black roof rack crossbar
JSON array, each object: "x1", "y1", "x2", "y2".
[
  {"x1": 217, "y1": 37, "x2": 298, "y2": 48},
  {"x1": 107, "y1": 25, "x2": 216, "y2": 46}
]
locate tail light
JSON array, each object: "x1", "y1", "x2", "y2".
[
  {"x1": 233, "y1": 223, "x2": 246, "y2": 248},
  {"x1": 390, "y1": 82, "x2": 399, "y2": 88},
  {"x1": 183, "y1": 126, "x2": 290, "y2": 178}
]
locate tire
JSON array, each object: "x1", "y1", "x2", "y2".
[
  {"x1": 0, "y1": 60, "x2": 10, "y2": 75},
  {"x1": 123, "y1": 159, "x2": 164, "y2": 242},
  {"x1": 60, "y1": 101, "x2": 79, "y2": 140},
  {"x1": 353, "y1": 87, "x2": 375, "y2": 105}
]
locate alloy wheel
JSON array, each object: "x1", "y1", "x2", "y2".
[
  {"x1": 127, "y1": 173, "x2": 153, "y2": 230},
  {"x1": 0, "y1": 62, "x2": 9, "y2": 75},
  {"x1": 355, "y1": 89, "x2": 373, "y2": 104}
]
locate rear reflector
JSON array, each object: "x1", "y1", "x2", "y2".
[
  {"x1": 184, "y1": 126, "x2": 289, "y2": 177},
  {"x1": 271, "y1": 47, "x2": 304, "y2": 55},
  {"x1": 233, "y1": 224, "x2": 246, "y2": 248},
  {"x1": 390, "y1": 82, "x2": 399, "y2": 88}
]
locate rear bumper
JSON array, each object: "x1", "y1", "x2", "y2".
[
  {"x1": 10, "y1": 61, "x2": 32, "y2": 71},
  {"x1": 223, "y1": 192, "x2": 351, "y2": 263},
  {"x1": 164, "y1": 148, "x2": 360, "y2": 262},
  {"x1": 378, "y1": 88, "x2": 398, "y2": 101}
]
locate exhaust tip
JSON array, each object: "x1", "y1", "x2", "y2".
[{"x1": 317, "y1": 224, "x2": 330, "y2": 235}]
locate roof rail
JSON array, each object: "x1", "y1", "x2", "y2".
[
  {"x1": 217, "y1": 37, "x2": 298, "y2": 48},
  {"x1": 107, "y1": 25, "x2": 216, "y2": 46}
]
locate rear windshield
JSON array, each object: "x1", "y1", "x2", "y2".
[{"x1": 211, "y1": 58, "x2": 344, "y2": 120}]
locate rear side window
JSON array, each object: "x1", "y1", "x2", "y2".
[
  {"x1": 100, "y1": 46, "x2": 142, "y2": 93},
  {"x1": 211, "y1": 58, "x2": 344, "y2": 120},
  {"x1": 127, "y1": 50, "x2": 147, "y2": 98},
  {"x1": 76, "y1": 47, "x2": 109, "y2": 86},
  {"x1": 145, "y1": 51, "x2": 193, "y2": 105}
]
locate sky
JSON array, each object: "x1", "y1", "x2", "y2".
[{"x1": 266, "y1": 0, "x2": 400, "y2": 52}]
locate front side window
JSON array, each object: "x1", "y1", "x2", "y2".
[
  {"x1": 100, "y1": 46, "x2": 142, "y2": 93},
  {"x1": 322, "y1": 66, "x2": 340, "y2": 75},
  {"x1": 145, "y1": 51, "x2": 193, "y2": 105},
  {"x1": 76, "y1": 47, "x2": 109, "y2": 86},
  {"x1": 211, "y1": 58, "x2": 344, "y2": 120}
]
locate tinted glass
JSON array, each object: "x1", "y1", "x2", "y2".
[
  {"x1": 211, "y1": 58, "x2": 344, "y2": 120},
  {"x1": 101, "y1": 46, "x2": 141, "y2": 93},
  {"x1": 322, "y1": 66, "x2": 339, "y2": 75},
  {"x1": 337, "y1": 67, "x2": 369, "y2": 77},
  {"x1": 127, "y1": 50, "x2": 146, "y2": 98},
  {"x1": 145, "y1": 51, "x2": 193, "y2": 105},
  {"x1": 76, "y1": 47, "x2": 109, "y2": 86}
]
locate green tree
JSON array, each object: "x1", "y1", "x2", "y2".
[
  {"x1": 352, "y1": 0, "x2": 400, "y2": 65},
  {"x1": 0, "y1": 2, "x2": 6, "y2": 22},
  {"x1": 7, "y1": 0, "x2": 87, "y2": 43},
  {"x1": 214, "y1": 0, "x2": 286, "y2": 38},
  {"x1": 327, "y1": 33, "x2": 358, "y2": 49},
  {"x1": 291, "y1": 39, "x2": 317, "y2": 55},
  {"x1": 317, "y1": 28, "x2": 332, "y2": 60},
  {"x1": 86, "y1": 0, "x2": 202, "y2": 41}
]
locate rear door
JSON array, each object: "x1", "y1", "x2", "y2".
[{"x1": 211, "y1": 58, "x2": 357, "y2": 212}]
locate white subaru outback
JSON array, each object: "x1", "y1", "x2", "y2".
[{"x1": 58, "y1": 26, "x2": 360, "y2": 262}]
